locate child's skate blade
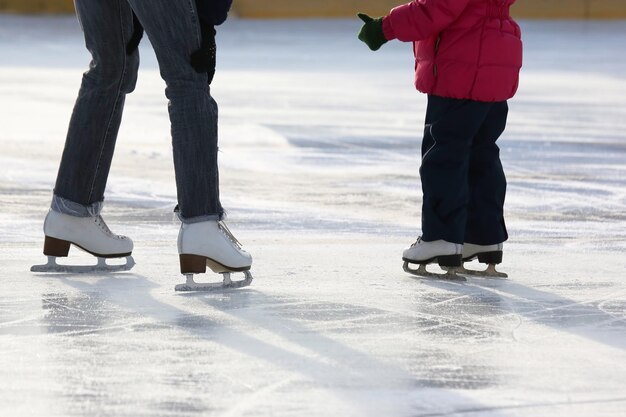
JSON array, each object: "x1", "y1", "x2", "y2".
[
  {"x1": 175, "y1": 271, "x2": 253, "y2": 292},
  {"x1": 31, "y1": 256, "x2": 135, "y2": 274},
  {"x1": 459, "y1": 264, "x2": 508, "y2": 278},
  {"x1": 403, "y1": 262, "x2": 466, "y2": 282}
]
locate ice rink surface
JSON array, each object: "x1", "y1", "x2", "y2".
[{"x1": 1, "y1": 15, "x2": 625, "y2": 417}]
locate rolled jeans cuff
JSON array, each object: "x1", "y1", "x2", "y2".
[
  {"x1": 174, "y1": 204, "x2": 224, "y2": 224},
  {"x1": 177, "y1": 212, "x2": 223, "y2": 224},
  {"x1": 51, "y1": 194, "x2": 102, "y2": 217}
]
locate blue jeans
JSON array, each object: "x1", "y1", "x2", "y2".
[
  {"x1": 52, "y1": 0, "x2": 223, "y2": 223},
  {"x1": 420, "y1": 95, "x2": 509, "y2": 245}
]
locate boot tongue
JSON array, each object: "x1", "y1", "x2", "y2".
[
  {"x1": 218, "y1": 221, "x2": 242, "y2": 248},
  {"x1": 95, "y1": 215, "x2": 114, "y2": 236}
]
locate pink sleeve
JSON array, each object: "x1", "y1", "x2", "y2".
[
  {"x1": 382, "y1": 16, "x2": 397, "y2": 41},
  {"x1": 386, "y1": 0, "x2": 471, "y2": 42}
]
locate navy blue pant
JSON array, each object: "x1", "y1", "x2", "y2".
[{"x1": 420, "y1": 95, "x2": 508, "y2": 245}]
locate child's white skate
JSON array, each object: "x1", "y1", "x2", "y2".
[
  {"x1": 176, "y1": 220, "x2": 253, "y2": 292},
  {"x1": 31, "y1": 210, "x2": 135, "y2": 273},
  {"x1": 402, "y1": 237, "x2": 464, "y2": 281},
  {"x1": 459, "y1": 242, "x2": 507, "y2": 278}
]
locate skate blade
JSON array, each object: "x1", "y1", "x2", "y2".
[
  {"x1": 459, "y1": 264, "x2": 508, "y2": 279},
  {"x1": 175, "y1": 271, "x2": 253, "y2": 292},
  {"x1": 403, "y1": 262, "x2": 466, "y2": 282},
  {"x1": 31, "y1": 256, "x2": 135, "y2": 274}
]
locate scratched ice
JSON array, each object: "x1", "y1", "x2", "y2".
[{"x1": 0, "y1": 16, "x2": 625, "y2": 417}]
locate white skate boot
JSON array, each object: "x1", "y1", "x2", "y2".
[
  {"x1": 175, "y1": 220, "x2": 253, "y2": 291},
  {"x1": 402, "y1": 237, "x2": 464, "y2": 281},
  {"x1": 460, "y1": 242, "x2": 507, "y2": 278},
  {"x1": 31, "y1": 210, "x2": 135, "y2": 273}
]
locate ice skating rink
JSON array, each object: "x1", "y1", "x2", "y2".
[{"x1": 1, "y1": 16, "x2": 625, "y2": 417}]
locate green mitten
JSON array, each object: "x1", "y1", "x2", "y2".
[{"x1": 357, "y1": 13, "x2": 388, "y2": 51}]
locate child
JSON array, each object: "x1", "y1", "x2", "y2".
[
  {"x1": 358, "y1": 0, "x2": 522, "y2": 278},
  {"x1": 33, "y1": 0, "x2": 253, "y2": 290}
]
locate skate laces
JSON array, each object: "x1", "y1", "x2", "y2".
[
  {"x1": 218, "y1": 221, "x2": 243, "y2": 248},
  {"x1": 94, "y1": 215, "x2": 126, "y2": 239},
  {"x1": 410, "y1": 236, "x2": 423, "y2": 247}
]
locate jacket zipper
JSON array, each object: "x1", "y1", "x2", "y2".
[{"x1": 433, "y1": 35, "x2": 441, "y2": 77}]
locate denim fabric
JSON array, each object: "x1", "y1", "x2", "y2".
[
  {"x1": 420, "y1": 95, "x2": 509, "y2": 245},
  {"x1": 52, "y1": 194, "x2": 102, "y2": 218},
  {"x1": 52, "y1": 0, "x2": 224, "y2": 223}
]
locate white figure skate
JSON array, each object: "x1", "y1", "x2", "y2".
[
  {"x1": 460, "y1": 242, "x2": 507, "y2": 278},
  {"x1": 402, "y1": 237, "x2": 464, "y2": 281},
  {"x1": 31, "y1": 210, "x2": 135, "y2": 273},
  {"x1": 176, "y1": 220, "x2": 253, "y2": 292}
]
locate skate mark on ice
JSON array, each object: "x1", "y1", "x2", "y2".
[
  {"x1": 429, "y1": 294, "x2": 472, "y2": 307},
  {"x1": 0, "y1": 315, "x2": 42, "y2": 329},
  {"x1": 517, "y1": 288, "x2": 626, "y2": 317},
  {"x1": 274, "y1": 291, "x2": 504, "y2": 337},
  {"x1": 597, "y1": 298, "x2": 626, "y2": 323},
  {"x1": 266, "y1": 294, "x2": 509, "y2": 338},
  {"x1": 196, "y1": 291, "x2": 508, "y2": 397},
  {"x1": 426, "y1": 279, "x2": 626, "y2": 350},
  {"x1": 495, "y1": 287, "x2": 626, "y2": 332},
  {"x1": 53, "y1": 275, "x2": 482, "y2": 415},
  {"x1": 40, "y1": 292, "x2": 152, "y2": 336},
  {"x1": 414, "y1": 396, "x2": 626, "y2": 417},
  {"x1": 220, "y1": 377, "x2": 297, "y2": 417}
]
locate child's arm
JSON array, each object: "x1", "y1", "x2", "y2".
[{"x1": 384, "y1": 0, "x2": 471, "y2": 42}]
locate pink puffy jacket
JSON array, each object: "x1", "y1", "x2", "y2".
[{"x1": 382, "y1": 0, "x2": 522, "y2": 102}]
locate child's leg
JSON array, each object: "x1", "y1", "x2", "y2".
[
  {"x1": 53, "y1": 0, "x2": 139, "y2": 216},
  {"x1": 420, "y1": 95, "x2": 493, "y2": 244},
  {"x1": 465, "y1": 102, "x2": 509, "y2": 245}
]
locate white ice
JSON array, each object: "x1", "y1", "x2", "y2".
[{"x1": 1, "y1": 15, "x2": 625, "y2": 417}]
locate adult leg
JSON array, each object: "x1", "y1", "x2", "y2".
[
  {"x1": 465, "y1": 101, "x2": 509, "y2": 245},
  {"x1": 126, "y1": 0, "x2": 223, "y2": 222},
  {"x1": 419, "y1": 95, "x2": 492, "y2": 244},
  {"x1": 53, "y1": 0, "x2": 139, "y2": 216}
]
